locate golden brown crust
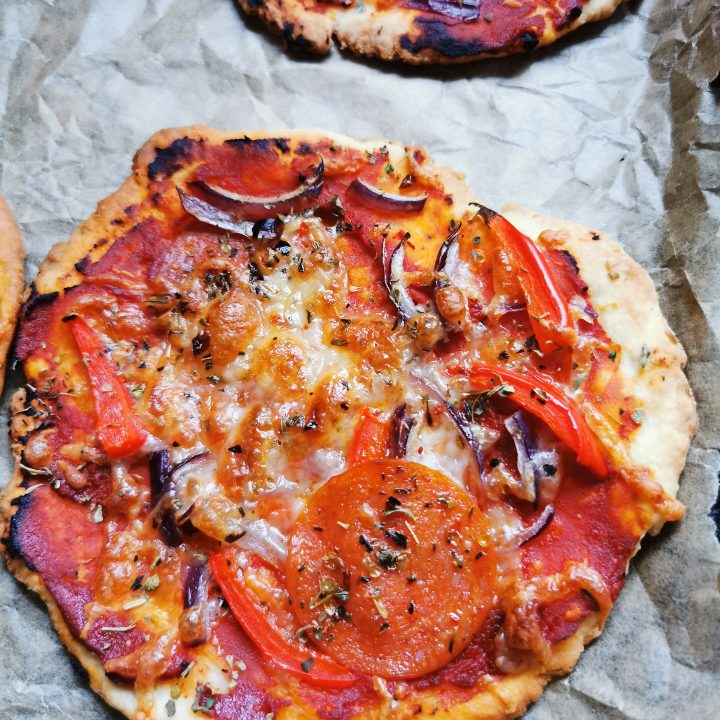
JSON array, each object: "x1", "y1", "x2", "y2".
[
  {"x1": 0, "y1": 127, "x2": 696, "y2": 720},
  {"x1": 237, "y1": 0, "x2": 625, "y2": 65},
  {"x1": 0, "y1": 197, "x2": 24, "y2": 396}
]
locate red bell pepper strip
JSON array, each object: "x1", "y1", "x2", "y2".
[
  {"x1": 209, "y1": 549, "x2": 358, "y2": 688},
  {"x1": 467, "y1": 363, "x2": 608, "y2": 478},
  {"x1": 347, "y1": 407, "x2": 392, "y2": 466},
  {"x1": 69, "y1": 316, "x2": 146, "y2": 459},
  {"x1": 480, "y1": 206, "x2": 574, "y2": 352}
]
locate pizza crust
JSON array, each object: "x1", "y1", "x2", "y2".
[
  {"x1": 1, "y1": 127, "x2": 696, "y2": 720},
  {"x1": 0, "y1": 196, "x2": 24, "y2": 396},
  {"x1": 237, "y1": 0, "x2": 625, "y2": 65}
]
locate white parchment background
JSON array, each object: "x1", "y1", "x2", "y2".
[{"x1": 0, "y1": 0, "x2": 718, "y2": 717}]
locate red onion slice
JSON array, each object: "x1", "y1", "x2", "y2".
[
  {"x1": 148, "y1": 450, "x2": 210, "y2": 547},
  {"x1": 383, "y1": 236, "x2": 423, "y2": 323},
  {"x1": 350, "y1": 178, "x2": 427, "y2": 213},
  {"x1": 432, "y1": 224, "x2": 465, "y2": 329},
  {"x1": 180, "y1": 561, "x2": 210, "y2": 646},
  {"x1": 391, "y1": 403, "x2": 415, "y2": 458},
  {"x1": 433, "y1": 224, "x2": 461, "y2": 280},
  {"x1": 237, "y1": 520, "x2": 288, "y2": 568},
  {"x1": 514, "y1": 505, "x2": 554, "y2": 547},
  {"x1": 427, "y1": 0, "x2": 482, "y2": 21},
  {"x1": 184, "y1": 562, "x2": 209, "y2": 609},
  {"x1": 411, "y1": 371, "x2": 486, "y2": 500},
  {"x1": 504, "y1": 412, "x2": 538, "y2": 503},
  {"x1": 149, "y1": 449, "x2": 171, "y2": 508},
  {"x1": 503, "y1": 412, "x2": 559, "y2": 506},
  {"x1": 201, "y1": 159, "x2": 324, "y2": 208},
  {"x1": 177, "y1": 188, "x2": 281, "y2": 239}
]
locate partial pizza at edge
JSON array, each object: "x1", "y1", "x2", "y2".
[
  {"x1": 0, "y1": 127, "x2": 695, "y2": 720},
  {"x1": 0, "y1": 196, "x2": 24, "y2": 396},
  {"x1": 237, "y1": 0, "x2": 624, "y2": 64}
]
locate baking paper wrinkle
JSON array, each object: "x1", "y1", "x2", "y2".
[{"x1": 0, "y1": 0, "x2": 718, "y2": 717}]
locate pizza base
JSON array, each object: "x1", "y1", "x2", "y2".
[
  {"x1": 0, "y1": 196, "x2": 24, "y2": 397},
  {"x1": 0, "y1": 126, "x2": 696, "y2": 720},
  {"x1": 237, "y1": 0, "x2": 624, "y2": 65}
]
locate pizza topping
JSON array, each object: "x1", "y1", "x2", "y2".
[
  {"x1": 347, "y1": 408, "x2": 393, "y2": 466},
  {"x1": 432, "y1": 224, "x2": 467, "y2": 328},
  {"x1": 286, "y1": 461, "x2": 497, "y2": 678},
  {"x1": 478, "y1": 205, "x2": 576, "y2": 352},
  {"x1": 350, "y1": 178, "x2": 428, "y2": 213},
  {"x1": 391, "y1": 403, "x2": 415, "y2": 458},
  {"x1": 9, "y1": 133, "x2": 680, "y2": 711},
  {"x1": 465, "y1": 364, "x2": 608, "y2": 478},
  {"x1": 503, "y1": 411, "x2": 559, "y2": 504},
  {"x1": 411, "y1": 372, "x2": 486, "y2": 498},
  {"x1": 496, "y1": 561, "x2": 612, "y2": 673},
  {"x1": 210, "y1": 549, "x2": 358, "y2": 688},
  {"x1": 177, "y1": 188, "x2": 282, "y2": 239},
  {"x1": 513, "y1": 504, "x2": 555, "y2": 547},
  {"x1": 179, "y1": 562, "x2": 210, "y2": 647},
  {"x1": 383, "y1": 235, "x2": 425, "y2": 323},
  {"x1": 68, "y1": 316, "x2": 147, "y2": 459},
  {"x1": 199, "y1": 157, "x2": 324, "y2": 208}
]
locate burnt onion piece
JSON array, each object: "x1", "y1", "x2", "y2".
[
  {"x1": 382, "y1": 236, "x2": 424, "y2": 323},
  {"x1": 149, "y1": 448, "x2": 171, "y2": 508},
  {"x1": 514, "y1": 505, "x2": 554, "y2": 547},
  {"x1": 350, "y1": 178, "x2": 427, "y2": 213},
  {"x1": 201, "y1": 158, "x2": 324, "y2": 207},
  {"x1": 148, "y1": 449, "x2": 210, "y2": 547},
  {"x1": 180, "y1": 561, "x2": 210, "y2": 646},
  {"x1": 391, "y1": 403, "x2": 416, "y2": 458},
  {"x1": 410, "y1": 371, "x2": 486, "y2": 499},
  {"x1": 177, "y1": 188, "x2": 281, "y2": 239}
]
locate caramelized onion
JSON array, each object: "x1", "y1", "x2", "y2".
[
  {"x1": 351, "y1": 178, "x2": 427, "y2": 213},
  {"x1": 177, "y1": 188, "x2": 281, "y2": 239},
  {"x1": 201, "y1": 159, "x2": 324, "y2": 208}
]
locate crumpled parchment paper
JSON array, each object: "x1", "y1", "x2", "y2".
[{"x1": 0, "y1": 0, "x2": 718, "y2": 717}]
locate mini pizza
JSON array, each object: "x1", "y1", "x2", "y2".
[
  {"x1": 1, "y1": 127, "x2": 695, "y2": 720},
  {"x1": 0, "y1": 196, "x2": 25, "y2": 396},
  {"x1": 237, "y1": 0, "x2": 625, "y2": 64}
]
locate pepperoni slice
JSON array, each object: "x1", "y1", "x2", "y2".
[{"x1": 286, "y1": 461, "x2": 497, "y2": 679}]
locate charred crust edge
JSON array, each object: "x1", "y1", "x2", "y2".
[
  {"x1": 147, "y1": 137, "x2": 195, "y2": 181},
  {"x1": 400, "y1": 19, "x2": 501, "y2": 58},
  {"x1": 22, "y1": 284, "x2": 59, "y2": 318},
  {"x1": 4, "y1": 492, "x2": 36, "y2": 571},
  {"x1": 282, "y1": 22, "x2": 316, "y2": 52}
]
